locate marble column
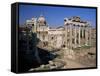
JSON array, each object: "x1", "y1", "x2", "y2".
[
  {"x1": 70, "y1": 24, "x2": 72, "y2": 49},
  {"x1": 74, "y1": 24, "x2": 77, "y2": 48},
  {"x1": 81, "y1": 26, "x2": 83, "y2": 45},
  {"x1": 89, "y1": 26, "x2": 91, "y2": 46},
  {"x1": 82, "y1": 26, "x2": 84, "y2": 38},
  {"x1": 83, "y1": 26, "x2": 85, "y2": 45},
  {"x1": 78, "y1": 25, "x2": 81, "y2": 47},
  {"x1": 65, "y1": 25, "x2": 68, "y2": 48},
  {"x1": 85, "y1": 26, "x2": 88, "y2": 45}
]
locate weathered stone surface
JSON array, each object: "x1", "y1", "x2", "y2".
[
  {"x1": 40, "y1": 64, "x2": 45, "y2": 68},
  {"x1": 63, "y1": 48, "x2": 75, "y2": 60},
  {"x1": 49, "y1": 61, "x2": 54, "y2": 65}
]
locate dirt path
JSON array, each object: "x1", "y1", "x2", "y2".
[
  {"x1": 62, "y1": 47, "x2": 96, "y2": 69},
  {"x1": 63, "y1": 58, "x2": 86, "y2": 68}
]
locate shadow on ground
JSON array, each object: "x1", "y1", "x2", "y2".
[{"x1": 18, "y1": 47, "x2": 57, "y2": 72}]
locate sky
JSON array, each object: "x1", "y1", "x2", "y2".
[{"x1": 19, "y1": 4, "x2": 96, "y2": 28}]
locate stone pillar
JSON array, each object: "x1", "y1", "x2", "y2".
[
  {"x1": 85, "y1": 26, "x2": 88, "y2": 45},
  {"x1": 74, "y1": 24, "x2": 77, "y2": 48},
  {"x1": 89, "y1": 26, "x2": 91, "y2": 46},
  {"x1": 65, "y1": 25, "x2": 68, "y2": 48},
  {"x1": 78, "y1": 25, "x2": 81, "y2": 47},
  {"x1": 70, "y1": 24, "x2": 72, "y2": 49},
  {"x1": 82, "y1": 26, "x2": 84, "y2": 38},
  {"x1": 80, "y1": 26, "x2": 83, "y2": 45},
  {"x1": 81, "y1": 26, "x2": 85, "y2": 45}
]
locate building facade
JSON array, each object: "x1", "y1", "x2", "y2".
[{"x1": 25, "y1": 15, "x2": 92, "y2": 49}]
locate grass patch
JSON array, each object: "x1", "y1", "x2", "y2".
[{"x1": 73, "y1": 45, "x2": 91, "y2": 50}]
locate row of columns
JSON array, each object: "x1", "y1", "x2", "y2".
[{"x1": 65, "y1": 23, "x2": 91, "y2": 49}]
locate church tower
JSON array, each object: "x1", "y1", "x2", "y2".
[{"x1": 36, "y1": 15, "x2": 48, "y2": 47}]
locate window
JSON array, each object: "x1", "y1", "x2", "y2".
[
  {"x1": 67, "y1": 32, "x2": 70, "y2": 36},
  {"x1": 51, "y1": 37, "x2": 54, "y2": 40},
  {"x1": 43, "y1": 35, "x2": 45, "y2": 40},
  {"x1": 72, "y1": 38, "x2": 74, "y2": 44},
  {"x1": 32, "y1": 24, "x2": 34, "y2": 26},
  {"x1": 67, "y1": 39, "x2": 69, "y2": 42}
]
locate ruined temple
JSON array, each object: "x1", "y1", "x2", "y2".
[{"x1": 25, "y1": 15, "x2": 92, "y2": 49}]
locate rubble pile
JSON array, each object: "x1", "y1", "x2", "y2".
[{"x1": 29, "y1": 59, "x2": 66, "y2": 71}]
